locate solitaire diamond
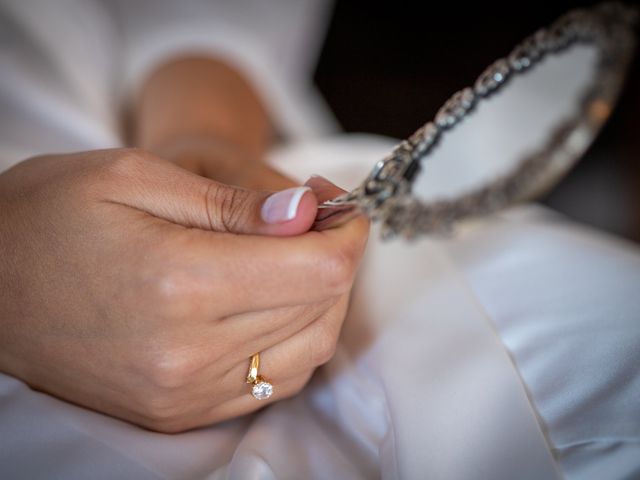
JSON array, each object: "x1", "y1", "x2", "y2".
[{"x1": 252, "y1": 381, "x2": 273, "y2": 400}]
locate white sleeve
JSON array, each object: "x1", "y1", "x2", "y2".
[
  {"x1": 0, "y1": 0, "x2": 338, "y2": 172},
  {"x1": 109, "y1": 0, "x2": 338, "y2": 143},
  {"x1": 0, "y1": 0, "x2": 122, "y2": 170}
]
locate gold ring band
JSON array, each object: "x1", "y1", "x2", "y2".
[{"x1": 246, "y1": 353, "x2": 273, "y2": 400}]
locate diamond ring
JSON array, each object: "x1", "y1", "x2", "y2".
[{"x1": 246, "y1": 353, "x2": 273, "y2": 400}]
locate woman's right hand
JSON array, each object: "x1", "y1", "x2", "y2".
[{"x1": 0, "y1": 148, "x2": 369, "y2": 433}]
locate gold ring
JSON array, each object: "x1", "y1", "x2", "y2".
[{"x1": 246, "y1": 353, "x2": 273, "y2": 400}]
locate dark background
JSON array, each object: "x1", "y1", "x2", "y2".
[{"x1": 314, "y1": 0, "x2": 640, "y2": 242}]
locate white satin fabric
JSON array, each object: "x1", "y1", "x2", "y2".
[{"x1": 1, "y1": 2, "x2": 639, "y2": 479}]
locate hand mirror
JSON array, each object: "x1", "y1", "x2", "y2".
[{"x1": 313, "y1": 2, "x2": 637, "y2": 239}]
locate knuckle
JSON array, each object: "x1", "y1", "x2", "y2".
[
  {"x1": 86, "y1": 149, "x2": 151, "y2": 198},
  {"x1": 102, "y1": 148, "x2": 149, "y2": 179},
  {"x1": 127, "y1": 383, "x2": 188, "y2": 432},
  {"x1": 205, "y1": 184, "x2": 253, "y2": 232},
  {"x1": 309, "y1": 323, "x2": 338, "y2": 366},
  {"x1": 140, "y1": 394, "x2": 179, "y2": 423},
  {"x1": 147, "y1": 267, "x2": 202, "y2": 318},
  {"x1": 141, "y1": 347, "x2": 201, "y2": 390},
  {"x1": 318, "y1": 246, "x2": 355, "y2": 295},
  {"x1": 152, "y1": 268, "x2": 189, "y2": 303},
  {"x1": 138, "y1": 407, "x2": 189, "y2": 433}
]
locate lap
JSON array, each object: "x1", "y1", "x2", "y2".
[{"x1": 2, "y1": 138, "x2": 639, "y2": 479}]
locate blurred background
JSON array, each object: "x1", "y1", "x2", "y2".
[
  {"x1": 1, "y1": 0, "x2": 637, "y2": 241},
  {"x1": 314, "y1": 0, "x2": 640, "y2": 242}
]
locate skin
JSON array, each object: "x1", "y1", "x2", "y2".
[{"x1": 0, "y1": 57, "x2": 369, "y2": 433}]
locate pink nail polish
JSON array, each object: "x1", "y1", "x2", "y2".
[{"x1": 261, "y1": 186, "x2": 311, "y2": 224}]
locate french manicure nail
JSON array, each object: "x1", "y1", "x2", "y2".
[
  {"x1": 304, "y1": 174, "x2": 331, "y2": 186},
  {"x1": 261, "y1": 186, "x2": 311, "y2": 224}
]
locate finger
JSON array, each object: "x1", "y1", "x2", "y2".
[
  {"x1": 167, "y1": 223, "x2": 368, "y2": 315},
  {"x1": 149, "y1": 371, "x2": 314, "y2": 432},
  {"x1": 303, "y1": 174, "x2": 348, "y2": 203},
  {"x1": 127, "y1": 166, "x2": 370, "y2": 313},
  {"x1": 215, "y1": 298, "x2": 341, "y2": 365},
  {"x1": 203, "y1": 295, "x2": 349, "y2": 400},
  {"x1": 157, "y1": 297, "x2": 348, "y2": 431},
  {"x1": 202, "y1": 160, "x2": 299, "y2": 191},
  {"x1": 205, "y1": 371, "x2": 313, "y2": 425},
  {"x1": 101, "y1": 149, "x2": 317, "y2": 236}
]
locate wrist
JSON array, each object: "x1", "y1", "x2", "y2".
[
  {"x1": 133, "y1": 56, "x2": 273, "y2": 160},
  {"x1": 151, "y1": 134, "x2": 261, "y2": 184}
]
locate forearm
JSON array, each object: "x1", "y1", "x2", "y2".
[
  {"x1": 134, "y1": 56, "x2": 272, "y2": 162},
  {"x1": 134, "y1": 56, "x2": 296, "y2": 191}
]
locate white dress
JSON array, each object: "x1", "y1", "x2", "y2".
[{"x1": 0, "y1": 1, "x2": 638, "y2": 479}]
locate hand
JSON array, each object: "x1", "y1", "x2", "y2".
[{"x1": 0, "y1": 148, "x2": 369, "y2": 432}]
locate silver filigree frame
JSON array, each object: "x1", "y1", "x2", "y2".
[{"x1": 316, "y1": 2, "x2": 637, "y2": 240}]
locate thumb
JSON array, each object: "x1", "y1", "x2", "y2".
[
  {"x1": 106, "y1": 151, "x2": 317, "y2": 236},
  {"x1": 208, "y1": 181, "x2": 318, "y2": 235}
]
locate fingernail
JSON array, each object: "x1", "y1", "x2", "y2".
[
  {"x1": 261, "y1": 186, "x2": 311, "y2": 224},
  {"x1": 304, "y1": 174, "x2": 334, "y2": 188}
]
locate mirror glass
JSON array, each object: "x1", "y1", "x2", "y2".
[{"x1": 411, "y1": 44, "x2": 598, "y2": 204}]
